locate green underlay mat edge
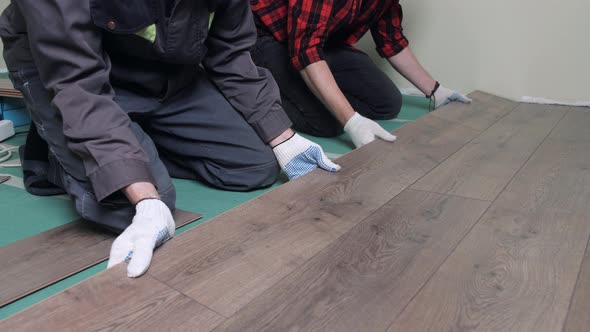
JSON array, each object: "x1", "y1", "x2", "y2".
[{"x1": 0, "y1": 95, "x2": 429, "y2": 319}]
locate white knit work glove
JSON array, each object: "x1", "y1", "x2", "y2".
[
  {"x1": 344, "y1": 112, "x2": 397, "y2": 148},
  {"x1": 273, "y1": 133, "x2": 341, "y2": 180},
  {"x1": 433, "y1": 86, "x2": 472, "y2": 109},
  {"x1": 107, "y1": 198, "x2": 175, "y2": 278}
]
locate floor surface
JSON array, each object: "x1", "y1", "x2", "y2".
[{"x1": 3, "y1": 92, "x2": 589, "y2": 331}]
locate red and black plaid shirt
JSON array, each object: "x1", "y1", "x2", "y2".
[{"x1": 251, "y1": 0, "x2": 409, "y2": 70}]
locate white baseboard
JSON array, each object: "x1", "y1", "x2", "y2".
[{"x1": 519, "y1": 96, "x2": 590, "y2": 108}]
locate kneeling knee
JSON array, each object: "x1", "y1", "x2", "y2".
[
  {"x1": 208, "y1": 149, "x2": 280, "y2": 191},
  {"x1": 371, "y1": 90, "x2": 402, "y2": 120},
  {"x1": 237, "y1": 155, "x2": 280, "y2": 191}
]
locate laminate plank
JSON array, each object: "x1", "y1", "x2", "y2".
[
  {"x1": 545, "y1": 108, "x2": 590, "y2": 143},
  {"x1": 146, "y1": 103, "x2": 487, "y2": 317},
  {"x1": 216, "y1": 189, "x2": 489, "y2": 332},
  {"x1": 547, "y1": 109, "x2": 590, "y2": 332},
  {"x1": 0, "y1": 209, "x2": 201, "y2": 307},
  {"x1": 412, "y1": 103, "x2": 567, "y2": 201},
  {"x1": 392, "y1": 112, "x2": 481, "y2": 163},
  {"x1": 390, "y1": 116, "x2": 590, "y2": 331},
  {"x1": 0, "y1": 265, "x2": 225, "y2": 332},
  {"x1": 564, "y1": 238, "x2": 590, "y2": 332},
  {"x1": 431, "y1": 91, "x2": 517, "y2": 131}
]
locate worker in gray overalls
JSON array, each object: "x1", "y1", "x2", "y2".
[{"x1": 0, "y1": 0, "x2": 340, "y2": 277}]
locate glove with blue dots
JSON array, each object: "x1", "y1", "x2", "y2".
[
  {"x1": 273, "y1": 133, "x2": 341, "y2": 180},
  {"x1": 434, "y1": 86, "x2": 472, "y2": 109}
]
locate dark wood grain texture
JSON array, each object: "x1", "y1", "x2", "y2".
[
  {"x1": 431, "y1": 90, "x2": 517, "y2": 131},
  {"x1": 545, "y1": 107, "x2": 590, "y2": 143},
  {"x1": 0, "y1": 209, "x2": 201, "y2": 307},
  {"x1": 390, "y1": 109, "x2": 590, "y2": 332},
  {"x1": 147, "y1": 140, "x2": 435, "y2": 316},
  {"x1": 215, "y1": 189, "x2": 489, "y2": 332},
  {"x1": 0, "y1": 265, "x2": 225, "y2": 332},
  {"x1": 564, "y1": 238, "x2": 590, "y2": 332},
  {"x1": 145, "y1": 103, "x2": 490, "y2": 317},
  {"x1": 556, "y1": 109, "x2": 590, "y2": 332},
  {"x1": 412, "y1": 103, "x2": 567, "y2": 201},
  {"x1": 392, "y1": 112, "x2": 481, "y2": 163}
]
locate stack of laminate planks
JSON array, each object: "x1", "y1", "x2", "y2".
[{"x1": 0, "y1": 79, "x2": 22, "y2": 98}]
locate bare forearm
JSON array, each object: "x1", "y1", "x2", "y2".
[
  {"x1": 123, "y1": 182, "x2": 160, "y2": 205},
  {"x1": 269, "y1": 128, "x2": 296, "y2": 147},
  {"x1": 299, "y1": 61, "x2": 355, "y2": 125},
  {"x1": 387, "y1": 47, "x2": 436, "y2": 95}
]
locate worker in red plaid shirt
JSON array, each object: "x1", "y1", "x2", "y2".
[{"x1": 250, "y1": 0, "x2": 471, "y2": 148}]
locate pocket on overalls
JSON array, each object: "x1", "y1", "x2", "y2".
[{"x1": 89, "y1": 0, "x2": 157, "y2": 34}]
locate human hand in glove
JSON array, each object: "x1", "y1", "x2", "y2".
[
  {"x1": 107, "y1": 198, "x2": 175, "y2": 278},
  {"x1": 344, "y1": 112, "x2": 397, "y2": 148},
  {"x1": 272, "y1": 131, "x2": 340, "y2": 180},
  {"x1": 433, "y1": 85, "x2": 472, "y2": 109}
]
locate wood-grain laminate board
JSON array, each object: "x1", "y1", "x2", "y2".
[
  {"x1": 412, "y1": 103, "x2": 567, "y2": 201},
  {"x1": 544, "y1": 108, "x2": 590, "y2": 143},
  {"x1": 564, "y1": 238, "x2": 590, "y2": 332},
  {"x1": 389, "y1": 109, "x2": 590, "y2": 332},
  {"x1": 215, "y1": 189, "x2": 490, "y2": 332},
  {"x1": 391, "y1": 112, "x2": 481, "y2": 163},
  {"x1": 554, "y1": 109, "x2": 590, "y2": 332},
  {"x1": 145, "y1": 100, "x2": 491, "y2": 317},
  {"x1": 0, "y1": 265, "x2": 225, "y2": 332},
  {"x1": 0, "y1": 209, "x2": 201, "y2": 308},
  {"x1": 431, "y1": 90, "x2": 517, "y2": 131}
]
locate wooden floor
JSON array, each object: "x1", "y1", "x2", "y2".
[
  {"x1": 3, "y1": 92, "x2": 590, "y2": 332},
  {"x1": 0, "y1": 210, "x2": 201, "y2": 307}
]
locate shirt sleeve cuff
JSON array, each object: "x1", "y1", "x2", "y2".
[
  {"x1": 88, "y1": 158, "x2": 155, "y2": 202},
  {"x1": 376, "y1": 38, "x2": 409, "y2": 58},
  {"x1": 250, "y1": 106, "x2": 293, "y2": 143},
  {"x1": 291, "y1": 47, "x2": 326, "y2": 71}
]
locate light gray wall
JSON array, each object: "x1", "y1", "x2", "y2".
[{"x1": 356, "y1": 0, "x2": 590, "y2": 103}]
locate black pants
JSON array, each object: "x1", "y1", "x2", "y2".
[
  {"x1": 251, "y1": 36, "x2": 402, "y2": 137},
  {"x1": 10, "y1": 68, "x2": 279, "y2": 233}
]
